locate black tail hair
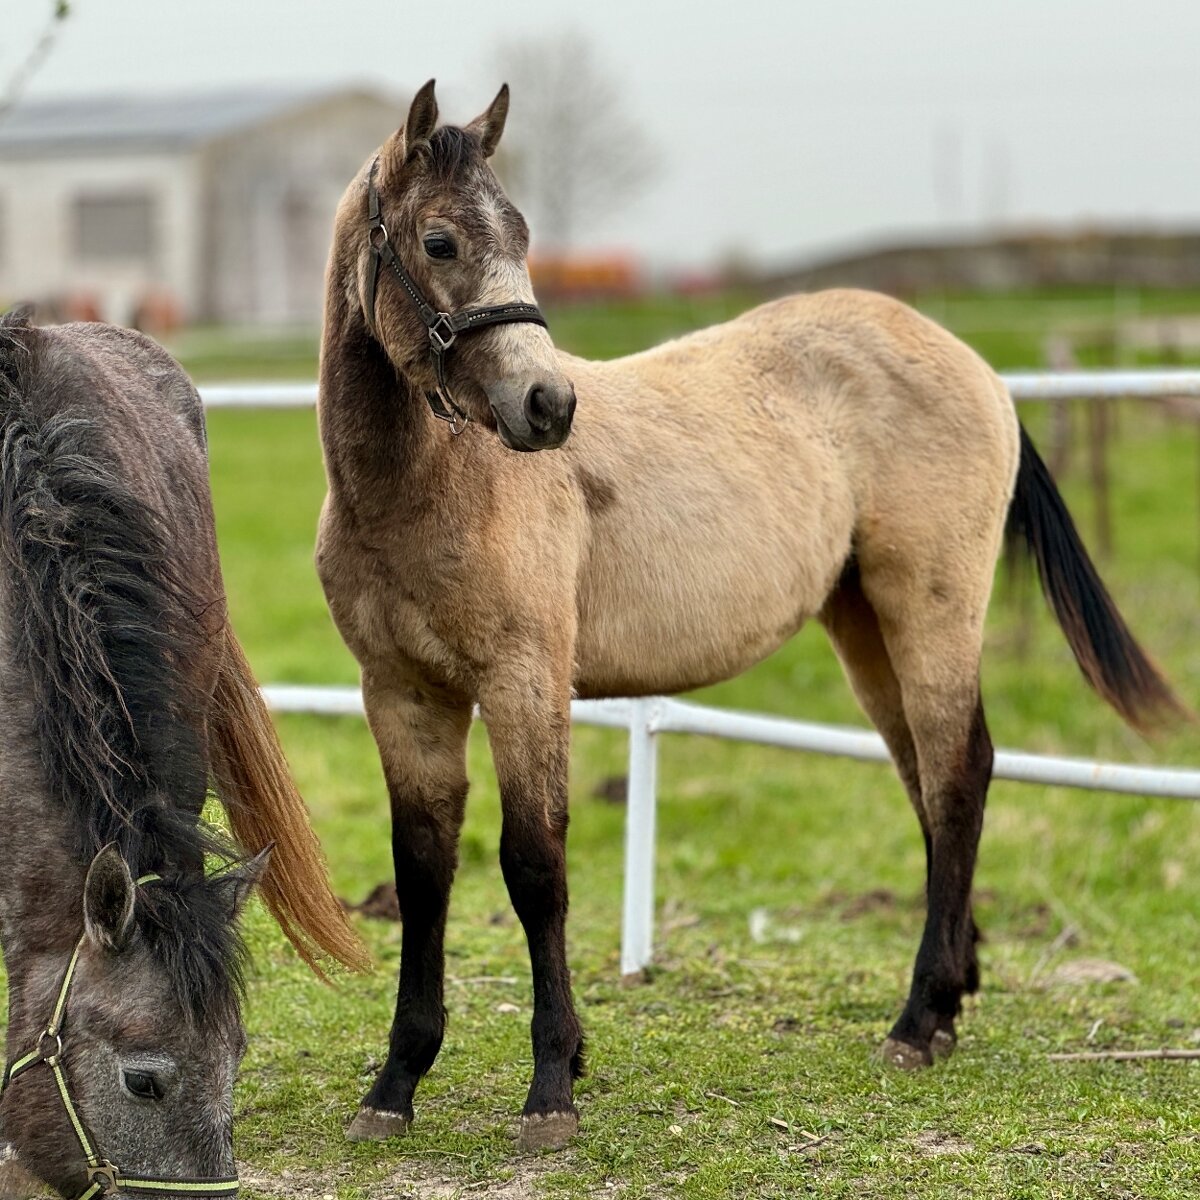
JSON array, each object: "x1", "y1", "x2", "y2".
[{"x1": 1005, "y1": 423, "x2": 1186, "y2": 733}]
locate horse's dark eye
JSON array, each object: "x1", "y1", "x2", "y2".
[
  {"x1": 423, "y1": 235, "x2": 456, "y2": 260},
  {"x1": 122, "y1": 1070, "x2": 162, "y2": 1101}
]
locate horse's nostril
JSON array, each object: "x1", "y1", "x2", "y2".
[
  {"x1": 524, "y1": 385, "x2": 554, "y2": 432},
  {"x1": 567, "y1": 389, "x2": 577, "y2": 424}
]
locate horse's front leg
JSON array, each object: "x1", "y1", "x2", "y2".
[
  {"x1": 481, "y1": 673, "x2": 583, "y2": 1152},
  {"x1": 347, "y1": 671, "x2": 472, "y2": 1141}
]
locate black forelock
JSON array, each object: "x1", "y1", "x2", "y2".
[
  {"x1": 137, "y1": 865, "x2": 248, "y2": 1029},
  {"x1": 424, "y1": 124, "x2": 486, "y2": 181}
]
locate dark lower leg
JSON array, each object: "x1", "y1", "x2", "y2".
[
  {"x1": 500, "y1": 809, "x2": 584, "y2": 1122},
  {"x1": 888, "y1": 702, "x2": 992, "y2": 1061},
  {"x1": 357, "y1": 792, "x2": 465, "y2": 1128}
]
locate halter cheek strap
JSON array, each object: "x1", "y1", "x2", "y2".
[
  {"x1": 3, "y1": 876, "x2": 239, "y2": 1199},
  {"x1": 363, "y1": 156, "x2": 549, "y2": 435}
]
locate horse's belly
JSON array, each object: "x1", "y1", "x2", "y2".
[{"x1": 572, "y1": 518, "x2": 849, "y2": 699}]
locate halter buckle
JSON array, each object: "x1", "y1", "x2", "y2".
[
  {"x1": 86, "y1": 1161, "x2": 120, "y2": 1193},
  {"x1": 428, "y1": 314, "x2": 457, "y2": 354}
]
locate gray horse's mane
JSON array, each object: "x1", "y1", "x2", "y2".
[{"x1": 0, "y1": 311, "x2": 246, "y2": 1025}]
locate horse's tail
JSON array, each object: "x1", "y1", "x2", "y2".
[
  {"x1": 208, "y1": 623, "x2": 371, "y2": 976},
  {"x1": 1005, "y1": 422, "x2": 1186, "y2": 733}
]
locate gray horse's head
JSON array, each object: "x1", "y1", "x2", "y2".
[
  {"x1": 344, "y1": 80, "x2": 575, "y2": 451},
  {"x1": 1, "y1": 845, "x2": 269, "y2": 1198}
]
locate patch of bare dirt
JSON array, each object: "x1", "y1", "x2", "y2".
[
  {"x1": 240, "y1": 1155, "x2": 626, "y2": 1200},
  {"x1": 591, "y1": 775, "x2": 627, "y2": 805},
  {"x1": 341, "y1": 882, "x2": 401, "y2": 922},
  {"x1": 811, "y1": 888, "x2": 922, "y2": 921},
  {"x1": 1046, "y1": 958, "x2": 1138, "y2": 987},
  {"x1": 912, "y1": 1129, "x2": 975, "y2": 1157}
]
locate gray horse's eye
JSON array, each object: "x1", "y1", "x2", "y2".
[
  {"x1": 122, "y1": 1069, "x2": 163, "y2": 1102},
  {"x1": 423, "y1": 235, "x2": 456, "y2": 261}
]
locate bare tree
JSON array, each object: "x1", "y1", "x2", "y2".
[
  {"x1": 0, "y1": 2, "x2": 71, "y2": 126},
  {"x1": 493, "y1": 30, "x2": 656, "y2": 251}
]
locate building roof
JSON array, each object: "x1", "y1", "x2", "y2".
[{"x1": 0, "y1": 86, "x2": 375, "y2": 157}]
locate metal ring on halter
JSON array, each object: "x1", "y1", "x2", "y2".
[
  {"x1": 36, "y1": 1030, "x2": 63, "y2": 1065},
  {"x1": 369, "y1": 222, "x2": 389, "y2": 251},
  {"x1": 445, "y1": 405, "x2": 468, "y2": 436}
]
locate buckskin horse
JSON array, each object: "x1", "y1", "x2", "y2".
[
  {"x1": 315, "y1": 81, "x2": 1182, "y2": 1151},
  {"x1": 0, "y1": 312, "x2": 367, "y2": 1198}
]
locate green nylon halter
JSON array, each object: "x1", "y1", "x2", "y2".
[{"x1": 3, "y1": 875, "x2": 240, "y2": 1199}]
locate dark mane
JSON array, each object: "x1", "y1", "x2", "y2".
[
  {"x1": 0, "y1": 312, "x2": 244, "y2": 1023},
  {"x1": 425, "y1": 124, "x2": 484, "y2": 181}
]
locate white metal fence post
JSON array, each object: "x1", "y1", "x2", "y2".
[{"x1": 620, "y1": 698, "x2": 660, "y2": 977}]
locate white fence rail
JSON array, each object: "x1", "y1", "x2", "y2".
[
  {"x1": 198, "y1": 369, "x2": 1200, "y2": 412},
  {"x1": 222, "y1": 374, "x2": 1199, "y2": 977},
  {"x1": 263, "y1": 686, "x2": 1200, "y2": 975}
]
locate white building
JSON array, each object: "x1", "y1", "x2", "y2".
[{"x1": 0, "y1": 87, "x2": 402, "y2": 325}]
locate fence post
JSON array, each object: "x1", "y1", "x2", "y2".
[{"x1": 620, "y1": 698, "x2": 660, "y2": 978}]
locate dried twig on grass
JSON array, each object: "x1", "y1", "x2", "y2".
[{"x1": 1049, "y1": 1048, "x2": 1200, "y2": 1062}]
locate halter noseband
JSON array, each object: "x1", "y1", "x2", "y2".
[
  {"x1": 3, "y1": 876, "x2": 239, "y2": 1199},
  {"x1": 363, "y1": 156, "x2": 549, "y2": 435}
]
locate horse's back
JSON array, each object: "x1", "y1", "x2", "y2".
[
  {"x1": 0, "y1": 317, "x2": 223, "y2": 673},
  {"x1": 35, "y1": 321, "x2": 208, "y2": 450},
  {"x1": 4, "y1": 321, "x2": 216, "y2": 537}
]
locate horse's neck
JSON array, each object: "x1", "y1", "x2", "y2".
[
  {"x1": 0, "y1": 736, "x2": 86, "y2": 1046},
  {"x1": 319, "y1": 298, "x2": 439, "y2": 518}
]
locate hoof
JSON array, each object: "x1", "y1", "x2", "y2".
[
  {"x1": 346, "y1": 1106, "x2": 412, "y2": 1142},
  {"x1": 880, "y1": 1036, "x2": 933, "y2": 1071},
  {"x1": 930, "y1": 1028, "x2": 957, "y2": 1061},
  {"x1": 517, "y1": 1110, "x2": 579, "y2": 1152}
]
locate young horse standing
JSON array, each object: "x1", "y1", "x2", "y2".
[
  {"x1": 0, "y1": 314, "x2": 366, "y2": 1198},
  {"x1": 316, "y1": 83, "x2": 1182, "y2": 1150}
]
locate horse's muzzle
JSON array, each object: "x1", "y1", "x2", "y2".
[{"x1": 489, "y1": 379, "x2": 576, "y2": 452}]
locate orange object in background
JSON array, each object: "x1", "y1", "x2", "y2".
[
  {"x1": 529, "y1": 253, "x2": 641, "y2": 301},
  {"x1": 60, "y1": 292, "x2": 104, "y2": 322},
  {"x1": 131, "y1": 288, "x2": 184, "y2": 336}
]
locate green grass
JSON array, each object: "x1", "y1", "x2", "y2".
[{"x1": 23, "y1": 289, "x2": 1200, "y2": 1198}]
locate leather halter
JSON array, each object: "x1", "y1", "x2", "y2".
[
  {"x1": 363, "y1": 156, "x2": 549, "y2": 435},
  {"x1": 3, "y1": 877, "x2": 239, "y2": 1199}
]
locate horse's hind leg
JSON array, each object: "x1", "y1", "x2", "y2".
[
  {"x1": 347, "y1": 671, "x2": 472, "y2": 1141},
  {"x1": 480, "y1": 666, "x2": 583, "y2": 1152},
  {"x1": 853, "y1": 559, "x2": 995, "y2": 1069},
  {"x1": 820, "y1": 567, "x2": 924, "y2": 826},
  {"x1": 820, "y1": 570, "x2": 978, "y2": 1060}
]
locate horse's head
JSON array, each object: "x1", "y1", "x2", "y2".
[
  {"x1": 336, "y1": 79, "x2": 575, "y2": 452},
  {"x1": 0, "y1": 845, "x2": 269, "y2": 1198}
]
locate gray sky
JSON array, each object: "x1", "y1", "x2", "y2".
[{"x1": 5, "y1": 0, "x2": 1200, "y2": 270}]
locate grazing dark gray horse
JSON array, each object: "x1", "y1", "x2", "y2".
[{"x1": 0, "y1": 313, "x2": 366, "y2": 1198}]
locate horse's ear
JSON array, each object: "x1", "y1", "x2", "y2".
[
  {"x1": 468, "y1": 83, "x2": 509, "y2": 158},
  {"x1": 211, "y1": 845, "x2": 273, "y2": 923},
  {"x1": 83, "y1": 845, "x2": 135, "y2": 953},
  {"x1": 381, "y1": 79, "x2": 439, "y2": 176},
  {"x1": 404, "y1": 79, "x2": 439, "y2": 158}
]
